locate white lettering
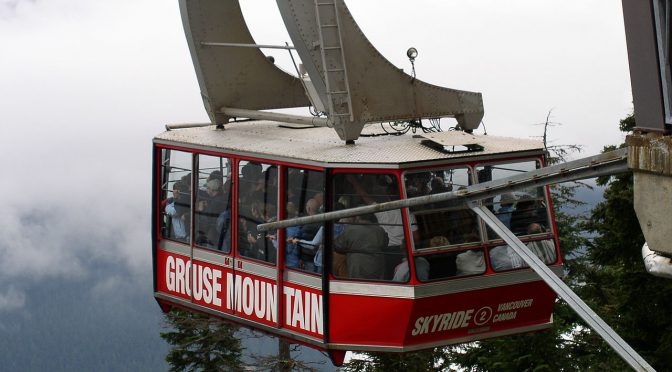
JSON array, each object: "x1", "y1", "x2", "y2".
[
  {"x1": 202, "y1": 267, "x2": 212, "y2": 303},
  {"x1": 242, "y1": 277, "x2": 254, "y2": 316},
  {"x1": 493, "y1": 311, "x2": 518, "y2": 322},
  {"x1": 166, "y1": 256, "x2": 175, "y2": 292},
  {"x1": 411, "y1": 309, "x2": 475, "y2": 336},
  {"x1": 164, "y1": 257, "x2": 223, "y2": 306},
  {"x1": 284, "y1": 287, "x2": 295, "y2": 325},
  {"x1": 193, "y1": 265, "x2": 203, "y2": 301},
  {"x1": 497, "y1": 299, "x2": 534, "y2": 312},
  {"x1": 292, "y1": 289, "x2": 305, "y2": 329},
  {"x1": 254, "y1": 280, "x2": 266, "y2": 319},
  {"x1": 212, "y1": 269, "x2": 222, "y2": 306},
  {"x1": 175, "y1": 258, "x2": 186, "y2": 294},
  {"x1": 310, "y1": 293, "x2": 322, "y2": 334},
  {"x1": 411, "y1": 317, "x2": 424, "y2": 336},
  {"x1": 266, "y1": 283, "x2": 276, "y2": 322}
]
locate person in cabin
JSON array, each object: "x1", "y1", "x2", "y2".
[
  {"x1": 510, "y1": 195, "x2": 547, "y2": 235},
  {"x1": 243, "y1": 202, "x2": 277, "y2": 263},
  {"x1": 333, "y1": 213, "x2": 388, "y2": 280},
  {"x1": 525, "y1": 223, "x2": 556, "y2": 264},
  {"x1": 195, "y1": 173, "x2": 227, "y2": 247},
  {"x1": 277, "y1": 202, "x2": 301, "y2": 269},
  {"x1": 496, "y1": 193, "x2": 516, "y2": 228},
  {"x1": 392, "y1": 236, "x2": 438, "y2": 282},
  {"x1": 345, "y1": 175, "x2": 418, "y2": 279},
  {"x1": 295, "y1": 198, "x2": 321, "y2": 272},
  {"x1": 165, "y1": 181, "x2": 189, "y2": 241}
]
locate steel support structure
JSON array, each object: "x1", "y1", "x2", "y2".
[
  {"x1": 257, "y1": 147, "x2": 658, "y2": 370},
  {"x1": 471, "y1": 205, "x2": 654, "y2": 372}
]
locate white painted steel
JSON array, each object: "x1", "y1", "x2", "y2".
[
  {"x1": 155, "y1": 121, "x2": 544, "y2": 167},
  {"x1": 200, "y1": 42, "x2": 296, "y2": 50},
  {"x1": 221, "y1": 107, "x2": 329, "y2": 127},
  {"x1": 471, "y1": 204, "x2": 655, "y2": 372},
  {"x1": 178, "y1": 0, "x2": 309, "y2": 125},
  {"x1": 642, "y1": 243, "x2": 672, "y2": 278},
  {"x1": 276, "y1": 0, "x2": 484, "y2": 141}
]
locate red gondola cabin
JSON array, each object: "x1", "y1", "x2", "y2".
[{"x1": 152, "y1": 122, "x2": 563, "y2": 365}]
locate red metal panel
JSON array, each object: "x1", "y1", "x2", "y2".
[
  {"x1": 329, "y1": 294, "x2": 413, "y2": 346},
  {"x1": 156, "y1": 250, "x2": 230, "y2": 313},
  {"x1": 405, "y1": 281, "x2": 555, "y2": 346},
  {"x1": 281, "y1": 282, "x2": 325, "y2": 339},
  {"x1": 157, "y1": 249, "x2": 326, "y2": 339},
  {"x1": 328, "y1": 281, "x2": 555, "y2": 348}
]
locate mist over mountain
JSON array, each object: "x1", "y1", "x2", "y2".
[{"x1": 0, "y1": 261, "x2": 168, "y2": 371}]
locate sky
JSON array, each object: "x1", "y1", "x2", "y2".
[{"x1": 0, "y1": 0, "x2": 631, "y2": 369}]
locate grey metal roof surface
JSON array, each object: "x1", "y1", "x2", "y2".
[{"x1": 154, "y1": 121, "x2": 544, "y2": 166}]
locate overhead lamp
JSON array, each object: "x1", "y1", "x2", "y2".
[
  {"x1": 407, "y1": 47, "x2": 418, "y2": 80},
  {"x1": 406, "y1": 47, "x2": 418, "y2": 61}
]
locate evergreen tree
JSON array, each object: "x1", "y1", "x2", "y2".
[
  {"x1": 440, "y1": 121, "x2": 592, "y2": 371},
  {"x1": 161, "y1": 308, "x2": 244, "y2": 371},
  {"x1": 344, "y1": 349, "x2": 452, "y2": 372},
  {"x1": 573, "y1": 116, "x2": 672, "y2": 369}
]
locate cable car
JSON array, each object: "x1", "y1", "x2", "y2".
[
  {"x1": 153, "y1": 122, "x2": 563, "y2": 364},
  {"x1": 153, "y1": 0, "x2": 563, "y2": 366}
]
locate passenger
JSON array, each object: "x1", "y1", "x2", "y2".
[
  {"x1": 346, "y1": 175, "x2": 416, "y2": 278},
  {"x1": 239, "y1": 202, "x2": 263, "y2": 259},
  {"x1": 250, "y1": 204, "x2": 277, "y2": 262},
  {"x1": 430, "y1": 176, "x2": 451, "y2": 194},
  {"x1": 180, "y1": 172, "x2": 192, "y2": 190},
  {"x1": 330, "y1": 205, "x2": 350, "y2": 277},
  {"x1": 510, "y1": 196, "x2": 547, "y2": 235},
  {"x1": 296, "y1": 198, "x2": 321, "y2": 272},
  {"x1": 455, "y1": 249, "x2": 485, "y2": 276},
  {"x1": 496, "y1": 193, "x2": 516, "y2": 228},
  {"x1": 239, "y1": 162, "x2": 263, "y2": 205},
  {"x1": 405, "y1": 173, "x2": 431, "y2": 197},
  {"x1": 214, "y1": 179, "x2": 233, "y2": 252},
  {"x1": 525, "y1": 223, "x2": 556, "y2": 264},
  {"x1": 262, "y1": 166, "x2": 279, "y2": 207},
  {"x1": 262, "y1": 204, "x2": 278, "y2": 264},
  {"x1": 488, "y1": 224, "x2": 556, "y2": 271},
  {"x1": 279, "y1": 202, "x2": 301, "y2": 269},
  {"x1": 165, "y1": 181, "x2": 189, "y2": 241},
  {"x1": 312, "y1": 192, "x2": 324, "y2": 212},
  {"x1": 490, "y1": 240, "x2": 535, "y2": 272},
  {"x1": 195, "y1": 177, "x2": 227, "y2": 247},
  {"x1": 429, "y1": 235, "x2": 450, "y2": 248},
  {"x1": 292, "y1": 226, "x2": 323, "y2": 268},
  {"x1": 392, "y1": 236, "x2": 444, "y2": 282},
  {"x1": 333, "y1": 213, "x2": 388, "y2": 280}
]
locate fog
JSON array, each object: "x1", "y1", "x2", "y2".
[{"x1": 0, "y1": 0, "x2": 629, "y2": 369}]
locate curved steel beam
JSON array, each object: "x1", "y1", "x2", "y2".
[{"x1": 179, "y1": 0, "x2": 310, "y2": 125}]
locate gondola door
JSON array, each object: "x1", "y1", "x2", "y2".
[
  {"x1": 189, "y1": 153, "x2": 235, "y2": 315},
  {"x1": 277, "y1": 165, "x2": 326, "y2": 340},
  {"x1": 230, "y1": 159, "x2": 280, "y2": 328}
]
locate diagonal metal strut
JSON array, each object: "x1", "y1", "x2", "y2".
[{"x1": 471, "y1": 204, "x2": 654, "y2": 371}]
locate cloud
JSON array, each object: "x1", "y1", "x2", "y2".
[
  {"x1": 0, "y1": 0, "x2": 31, "y2": 17},
  {"x1": 0, "y1": 0, "x2": 632, "y2": 302},
  {"x1": 0, "y1": 287, "x2": 26, "y2": 312}
]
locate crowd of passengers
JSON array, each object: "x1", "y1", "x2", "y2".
[{"x1": 163, "y1": 169, "x2": 556, "y2": 282}]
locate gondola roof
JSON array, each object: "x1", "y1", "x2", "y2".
[{"x1": 154, "y1": 121, "x2": 545, "y2": 168}]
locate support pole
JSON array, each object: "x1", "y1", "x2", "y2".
[{"x1": 470, "y1": 204, "x2": 655, "y2": 372}]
